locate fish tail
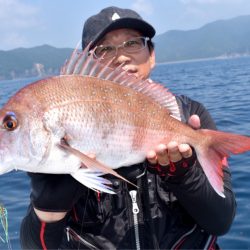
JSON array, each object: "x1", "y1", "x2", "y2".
[{"x1": 195, "y1": 129, "x2": 250, "y2": 198}]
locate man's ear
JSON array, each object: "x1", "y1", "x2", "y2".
[{"x1": 149, "y1": 49, "x2": 156, "y2": 70}]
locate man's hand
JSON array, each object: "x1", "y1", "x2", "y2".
[{"x1": 146, "y1": 115, "x2": 200, "y2": 176}]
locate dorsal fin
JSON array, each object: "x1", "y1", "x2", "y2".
[{"x1": 60, "y1": 43, "x2": 181, "y2": 121}]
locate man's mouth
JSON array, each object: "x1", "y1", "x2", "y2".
[{"x1": 122, "y1": 65, "x2": 138, "y2": 74}]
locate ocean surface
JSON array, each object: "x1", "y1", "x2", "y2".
[{"x1": 0, "y1": 56, "x2": 250, "y2": 249}]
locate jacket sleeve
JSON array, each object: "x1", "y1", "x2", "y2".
[
  {"x1": 20, "y1": 172, "x2": 88, "y2": 249},
  {"x1": 166, "y1": 95, "x2": 236, "y2": 236},
  {"x1": 20, "y1": 206, "x2": 67, "y2": 249}
]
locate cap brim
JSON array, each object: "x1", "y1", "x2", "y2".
[{"x1": 89, "y1": 18, "x2": 155, "y2": 49}]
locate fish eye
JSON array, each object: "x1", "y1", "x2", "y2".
[{"x1": 2, "y1": 113, "x2": 18, "y2": 131}]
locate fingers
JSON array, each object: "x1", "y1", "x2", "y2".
[
  {"x1": 146, "y1": 142, "x2": 193, "y2": 166},
  {"x1": 188, "y1": 114, "x2": 201, "y2": 129},
  {"x1": 168, "y1": 141, "x2": 182, "y2": 163},
  {"x1": 178, "y1": 144, "x2": 193, "y2": 159},
  {"x1": 156, "y1": 144, "x2": 169, "y2": 166},
  {"x1": 146, "y1": 150, "x2": 157, "y2": 165},
  {"x1": 147, "y1": 144, "x2": 170, "y2": 166},
  {"x1": 147, "y1": 115, "x2": 200, "y2": 167}
]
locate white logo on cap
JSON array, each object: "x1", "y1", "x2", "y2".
[{"x1": 112, "y1": 13, "x2": 120, "y2": 21}]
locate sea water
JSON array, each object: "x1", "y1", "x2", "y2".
[{"x1": 0, "y1": 57, "x2": 250, "y2": 249}]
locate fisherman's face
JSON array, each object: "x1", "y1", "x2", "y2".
[{"x1": 94, "y1": 29, "x2": 155, "y2": 80}]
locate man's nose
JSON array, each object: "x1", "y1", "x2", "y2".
[{"x1": 112, "y1": 54, "x2": 131, "y2": 66}]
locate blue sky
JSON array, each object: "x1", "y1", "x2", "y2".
[{"x1": 1, "y1": 0, "x2": 250, "y2": 50}]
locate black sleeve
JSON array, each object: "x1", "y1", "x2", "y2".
[
  {"x1": 20, "y1": 206, "x2": 67, "y2": 249},
  {"x1": 20, "y1": 173, "x2": 88, "y2": 249},
  {"x1": 166, "y1": 95, "x2": 236, "y2": 235}
]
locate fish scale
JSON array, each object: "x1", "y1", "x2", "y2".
[
  {"x1": 0, "y1": 45, "x2": 250, "y2": 195},
  {"x1": 40, "y1": 75, "x2": 169, "y2": 156}
]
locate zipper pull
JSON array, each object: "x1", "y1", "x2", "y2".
[
  {"x1": 129, "y1": 190, "x2": 139, "y2": 214},
  {"x1": 66, "y1": 227, "x2": 70, "y2": 242}
]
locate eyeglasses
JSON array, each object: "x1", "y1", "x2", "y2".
[{"x1": 93, "y1": 37, "x2": 150, "y2": 59}]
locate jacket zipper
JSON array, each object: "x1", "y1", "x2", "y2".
[{"x1": 129, "y1": 190, "x2": 141, "y2": 250}]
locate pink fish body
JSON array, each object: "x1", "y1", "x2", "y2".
[
  {"x1": 0, "y1": 46, "x2": 250, "y2": 196},
  {"x1": 0, "y1": 75, "x2": 178, "y2": 174}
]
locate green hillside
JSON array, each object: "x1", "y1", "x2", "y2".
[
  {"x1": 0, "y1": 15, "x2": 250, "y2": 80},
  {"x1": 0, "y1": 45, "x2": 72, "y2": 80},
  {"x1": 154, "y1": 15, "x2": 250, "y2": 62}
]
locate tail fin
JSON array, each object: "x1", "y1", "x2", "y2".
[{"x1": 196, "y1": 129, "x2": 250, "y2": 198}]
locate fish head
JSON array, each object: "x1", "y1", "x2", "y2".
[{"x1": 0, "y1": 93, "x2": 51, "y2": 174}]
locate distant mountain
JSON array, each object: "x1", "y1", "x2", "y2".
[
  {"x1": 0, "y1": 45, "x2": 72, "y2": 80},
  {"x1": 154, "y1": 15, "x2": 250, "y2": 63},
  {"x1": 1, "y1": 15, "x2": 250, "y2": 80}
]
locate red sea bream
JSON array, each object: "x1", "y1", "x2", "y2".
[{"x1": 0, "y1": 46, "x2": 250, "y2": 196}]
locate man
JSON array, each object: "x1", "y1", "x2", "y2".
[{"x1": 20, "y1": 6, "x2": 236, "y2": 249}]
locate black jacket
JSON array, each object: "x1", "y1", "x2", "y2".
[{"x1": 20, "y1": 96, "x2": 236, "y2": 249}]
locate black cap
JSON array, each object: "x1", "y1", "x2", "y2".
[{"x1": 82, "y1": 6, "x2": 155, "y2": 50}]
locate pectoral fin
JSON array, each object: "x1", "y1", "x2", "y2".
[
  {"x1": 59, "y1": 142, "x2": 137, "y2": 190},
  {"x1": 71, "y1": 169, "x2": 115, "y2": 194}
]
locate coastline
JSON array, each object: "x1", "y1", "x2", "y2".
[
  {"x1": 156, "y1": 54, "x2": 250, "y2": 65},
  {"x1": 1, "y1": 54, "x2": 250, "y2": 81}
]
